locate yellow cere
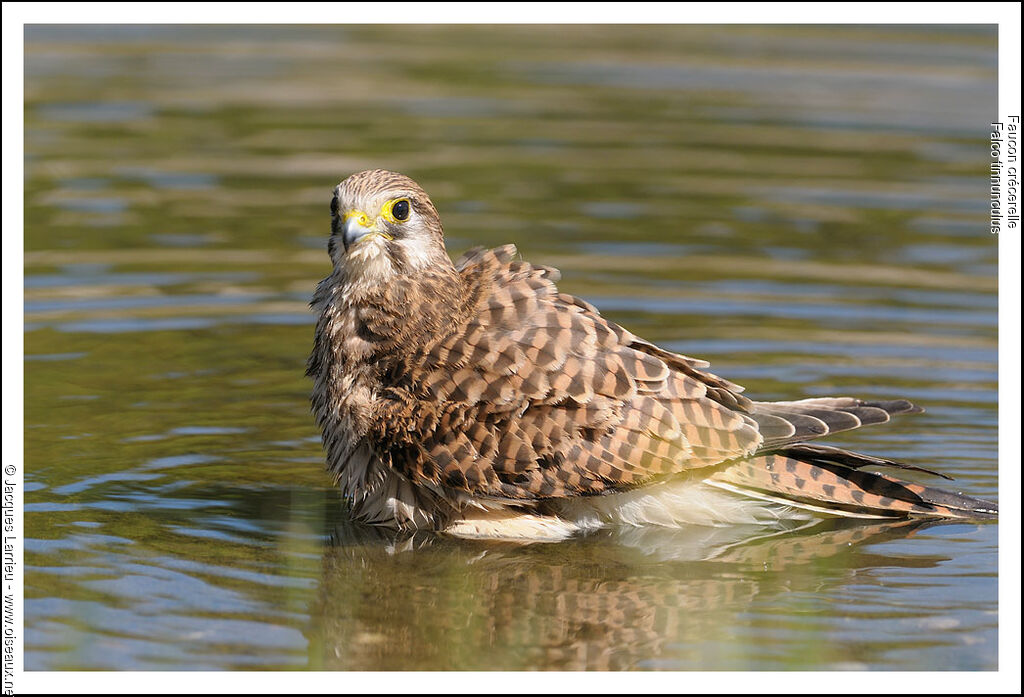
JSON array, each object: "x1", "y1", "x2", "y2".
[
  {"x1": 342, "y1": 210, "x2": 372, "y2": 228},
  {"x1": 342, "y1": 209, "x2": 394, "y2": 241}
]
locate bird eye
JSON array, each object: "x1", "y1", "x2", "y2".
[{"x1": 390, "y1": 199, "x2": 410, "y2": 222}]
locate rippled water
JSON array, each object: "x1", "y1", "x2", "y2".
[{"x1": 23, "y1": 25, "x2": 998, "y2": 671}]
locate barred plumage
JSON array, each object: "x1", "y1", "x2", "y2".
[{"x1": 308, "y1": 170, "x2": 997, "y2": 538}]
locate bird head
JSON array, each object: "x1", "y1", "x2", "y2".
[{"x1": 328, "y1": 169, "x2": 451, "y2": 286}]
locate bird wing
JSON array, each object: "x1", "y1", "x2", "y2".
[{"x1": 380, "y1": 244, "x2": 764, "y2": 501}]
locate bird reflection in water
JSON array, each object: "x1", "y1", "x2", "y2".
[{"x1": 307, "y1": 517, "x2": 970, "y2": 670}]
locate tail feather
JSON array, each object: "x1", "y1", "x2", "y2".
[
  {"x1": 706, "y1": 450, "x2": 997, "y2": 520},
  {"x1": 782, "y1": 442, "x2": 952, "y2": 481}
]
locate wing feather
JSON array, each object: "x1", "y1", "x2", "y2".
[
  {"x1": 381, "y1": 246, "x2": 760, "y2": 500},
  {"x1": 376, "y1": 247, "x2": 928, "y2": 506}
]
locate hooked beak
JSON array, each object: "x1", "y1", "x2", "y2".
[{"x1": 342, "y1": 211, "x2": 392, "y2": 251}]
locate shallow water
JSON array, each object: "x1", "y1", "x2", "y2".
[{"x1": 23, "y1": 25, "x2": 997, "y2": 670}]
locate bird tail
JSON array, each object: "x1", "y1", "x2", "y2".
[{"x1": 705, "y1": 445, "x2": 997, "y2": 520}]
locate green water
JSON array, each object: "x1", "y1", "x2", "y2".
[{"x1": 24, "y1": 25, "x2": 997, "y2": 670}]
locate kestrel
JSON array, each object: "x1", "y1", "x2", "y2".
[{"x1": 307, "y1": 169, "x2": 997, "y2": 539}]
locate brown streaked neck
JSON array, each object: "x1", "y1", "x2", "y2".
[{"x1": 316, "y1": 261, "x2": 466, "y2": 370}]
